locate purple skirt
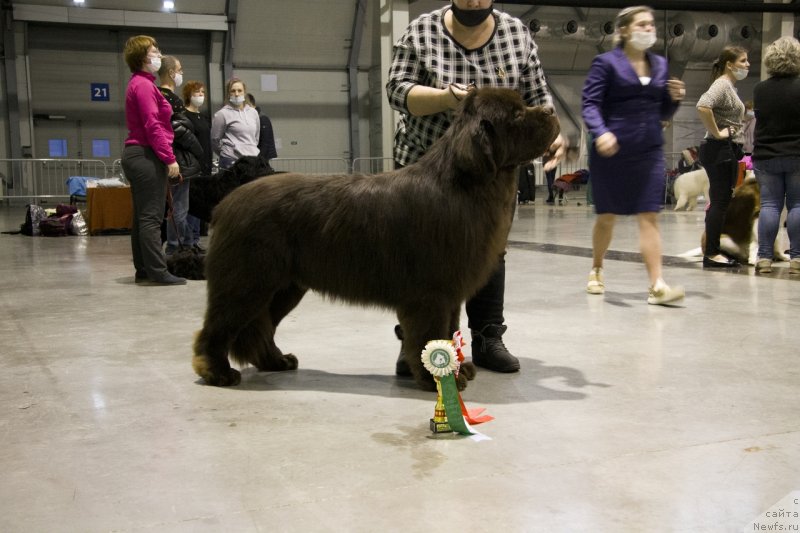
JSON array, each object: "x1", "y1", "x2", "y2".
[{"x1": 589, "y1": 149, "x2": 665, "y2": 215}]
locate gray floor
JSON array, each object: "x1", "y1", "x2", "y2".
[{"x1": 1, "y1": 198, "x2": 798, "y2": 533}]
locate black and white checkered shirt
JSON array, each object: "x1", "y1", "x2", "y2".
[{"x1": 387, "y1": 6, "x2": 553, "y2": 167}]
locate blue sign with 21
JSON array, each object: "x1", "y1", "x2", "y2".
[{"x1": 91, "y1": 83, "x2": 110, "y2": 101}]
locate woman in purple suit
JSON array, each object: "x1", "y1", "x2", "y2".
[{"x1": 581, "y1": 5, "x2": 686, "y2": 306}]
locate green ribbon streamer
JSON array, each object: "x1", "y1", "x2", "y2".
[{"x1": 440, "y1": 374, "x2": 471, "y2": 435}]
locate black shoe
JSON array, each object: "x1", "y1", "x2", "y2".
[
  {"x1": 471, "y1": 324, "x2": 520, "y2": 373},
  {"x1": 134, "y1": 270, "x2": 148, "y2": 283},
  {"x1": 703, "y1": 256, "x2": 740, "y2": 268},
  {"x1": 148, "y1": 273, "x2": 187, "y2": 285}
]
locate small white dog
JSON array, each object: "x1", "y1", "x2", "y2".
[{"x1": 673, "y1": 168, "x2": 709, "y2": 211}]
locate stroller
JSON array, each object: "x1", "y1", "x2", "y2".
[{"x1": 553, "y1": 169, "x2": 589, "y2": 205}]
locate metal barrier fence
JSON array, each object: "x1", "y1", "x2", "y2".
[
  {"x1": 0, "y1": 158, "x2": 109, "y2": 204},
  {"x1": 0, "y1": 153, "x2": 689, "y2": 206},
  {"x1": 351, "y1": 157, "x2": 395, "y2": 174},
  {"x1": 270, "y1": 157, "x2": 350, "y2": 175}
]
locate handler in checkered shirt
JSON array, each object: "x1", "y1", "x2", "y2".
[{"x1": 386, "y1": 0, "x2": 566, "y2": 375}]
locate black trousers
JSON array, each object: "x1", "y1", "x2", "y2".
[
  {"x1": 698, "y1": 139, "x2": 741, "y2": 257},
  {"x1": 395, "y1": 160, "x2": 507, "y2": 331},
  {"x1": 122, "y1": 145, "x2": 170, "y2": 279}
]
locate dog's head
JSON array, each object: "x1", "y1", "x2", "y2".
[{"x1": 446, "y1": 87, "x2": 560, "y2": 180}]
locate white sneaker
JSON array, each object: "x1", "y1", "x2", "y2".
[
  {"x1": 790, "y1": 259, "x2": 800, "y2": 275},
  {"x1": 586, "y1": 267, "x2": 604, "y2": 295},
  {"x1": 647, "y1": 279, "x2": 685, "y2": 306},
  {"x1": 755, "y1": 258, "x2": 773, "y2": 274}
]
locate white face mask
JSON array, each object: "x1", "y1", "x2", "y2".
[
  {"x1": 731, "y1": 66, "x2": 749, "y2": 81},
  {"x1": 629, "y1": 31, "x2": 656, "y2": 51},
  {"x1": 172, "y1": 72, "x2": 183, "y2": 88},
  {"x1": 190, "y1": 95, "x2": 204, "y2": 108},
  {"x1": 230, "y1": 95, "x2": 245, "y2": 106},
  {"x1": 145, "y1": 56, "x2": 161, "y2": 74}
]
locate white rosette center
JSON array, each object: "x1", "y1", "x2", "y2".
[{"x1": 421, "y1": 340, "x2": 459, "y2": 378}]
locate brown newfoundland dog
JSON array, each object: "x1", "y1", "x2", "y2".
[{"x1": 192, "y1": 88, "x2": 560, "y2": 391}]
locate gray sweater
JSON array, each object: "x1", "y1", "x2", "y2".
[{"x1": 211, "y1": 104, "x2": 261, "y2": 160}]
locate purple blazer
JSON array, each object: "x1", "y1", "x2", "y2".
[{"x1": 582, "y1": 47, "x2": 679, "y2": 157}]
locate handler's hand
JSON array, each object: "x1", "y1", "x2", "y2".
[
  {"x1": 667, "y1": 77, "x2": 686, "y2": 102},
  {"x1": 446, "y1": 83, "x2": 475, "y2": 110},
  {"x1": 595, "y1": 131, "x2": 619, "y2": 158},
  {"x1": 166, "y1": 162, "x2": 180, "y2": 178},
  {"x1": 542, "y1": 133, "x2": 567, "y2": 171}
]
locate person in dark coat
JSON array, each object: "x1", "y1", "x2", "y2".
[
  {"x1": 246, "y1": 93, "x2": 278, "y2": 171},
  {"x1": 182, "y1": 80, "x2": 212, "y2": 247},
  {"x1": 581, "y1": 5, "x2": 685, "y2": 305},
  {"x1": 158, "y1": 56, "x2": 204, "y2": 254}
]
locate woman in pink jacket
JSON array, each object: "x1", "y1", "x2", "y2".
[{"x1": 121, "y1": 35, "x2": 185, "y2": 285}]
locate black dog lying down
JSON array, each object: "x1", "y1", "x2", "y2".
[
  {"x1": 166, "y1": 156, "x2": 274, "y2": 279},
  {"x1": 192, "y1": 88, "x2": 560, "y2": 392}
]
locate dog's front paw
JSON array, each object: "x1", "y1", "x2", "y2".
[
  {"x1": 459, "y1": 361, "x2": 477, "y2": 381},
  {"x1": 456, "y1": 372, "x2": 472, "y2": 391}
]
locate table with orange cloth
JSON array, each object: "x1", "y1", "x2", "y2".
[{"x1": 86, "y1": 186, "x2": 133, "y2": 235}]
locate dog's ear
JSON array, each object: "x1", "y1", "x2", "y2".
[{"x1": 451, "y1": 98, "x2": 498, "y2": 182}]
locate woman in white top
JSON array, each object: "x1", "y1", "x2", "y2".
[{"x1": 211, "y1": 78, "x2": 260, "y2": 170}]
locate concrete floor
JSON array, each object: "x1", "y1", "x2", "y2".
[{"x1": 1, "y1": 198, "x2": 798, "y2": 533}]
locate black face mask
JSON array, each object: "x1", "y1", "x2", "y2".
[{"x1": 450, "y1": 2, "x2": 493, "y2": 27}]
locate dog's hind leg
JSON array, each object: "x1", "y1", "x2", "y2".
[
  {"x1": 193, "y1": 284, "x2": 272, "y2": 386},
  {"x1": 234, "y1": 283, "x2": 307, "y2": 372},
  {"x1": 270, "y1": 282, "x2": 307, "y2": 329},
  {"x1": 193, "y1": 320, "x2": 243, "y2": 387}
]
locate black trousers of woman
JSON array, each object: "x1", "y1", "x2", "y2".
[{"x1": 698, "y1": 139, "x2": 740, "y2": 257}]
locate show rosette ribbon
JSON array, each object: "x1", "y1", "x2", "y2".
[{"x1": 421, "y1": 332, "x2": 493, "y2": 436}]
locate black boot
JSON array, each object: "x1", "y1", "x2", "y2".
[{"x1": 471, "y1": 324, "x2": 520, "y2": 373}]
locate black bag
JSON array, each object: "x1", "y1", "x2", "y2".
[
  {"x1": 517, "y1": 163, "x2": 535, "y2": 204},
  {"x1": 21, "y1": 204, "x2": 47, "y2": 236}
]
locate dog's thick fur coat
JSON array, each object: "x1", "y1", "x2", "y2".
[{"x1": 192, "y1": 88, "x2": 559, "y2": 391}]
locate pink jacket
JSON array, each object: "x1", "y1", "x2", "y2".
[{"x1": 124, "y1": 71, "x2": 176, "y2": 165}]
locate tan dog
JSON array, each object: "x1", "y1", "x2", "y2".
[
  {"x1": 701, "y1": 178, "x2": 760, "y2": 264},
  {"x1": 192, "y1": 88, "x2": 560, "y2": 392}
]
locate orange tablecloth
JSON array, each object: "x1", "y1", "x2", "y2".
[{"x1": 87, "y1": 187, "x2": 133, "y2": 235}]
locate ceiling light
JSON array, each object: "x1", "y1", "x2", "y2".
[
  {"x1": 73, "y1": 0, "x2": 85, "y2": 4},
  {"x1": 163, "y1": 1, "x2": 175, "y2": 11}
]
